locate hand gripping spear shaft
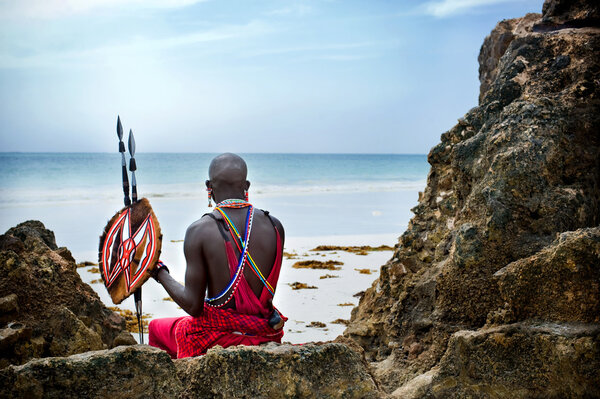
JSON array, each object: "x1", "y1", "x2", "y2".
[{"x1": 128, "y1": 129, "x2": 144, "y2": 343}]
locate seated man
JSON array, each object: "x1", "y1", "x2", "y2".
[{"x1": 149, "y1": 153, "x2": 286, "y2": 358}]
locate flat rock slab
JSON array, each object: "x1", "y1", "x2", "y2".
[{"x1": 175, "y1": 342, "x2": 381, "y2": 399}]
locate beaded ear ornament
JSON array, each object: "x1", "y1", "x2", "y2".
[{"x1": 207, "y1": 188, "x2": 213, "y2": 207}]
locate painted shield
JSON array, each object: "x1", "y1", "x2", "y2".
[{"x1": 98, "y1": 197, "x2": 162, "y2": 304}]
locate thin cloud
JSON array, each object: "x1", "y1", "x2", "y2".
[
  {"x1": 0, "y1": 21, "x2": 271, "y2": 68},
  {"x1": 317, "y1": 54, "x2": 377, "y2": 62},
  {"x1": 242, "y1": 41, "x2": 387, "y2": 58},
  {"x1": 0, "y1": 0, "x2": 209, "y2": 19},
  {"x1": 266, "y1": 4, "x2": 312, "y2": 17},
  {"x1": 422, "y1": 0, "x2": 523, "y2": 18}
]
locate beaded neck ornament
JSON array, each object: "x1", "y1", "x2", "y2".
[{"x1": 216, "y1": 198, "x2": 251, "y2": 208}]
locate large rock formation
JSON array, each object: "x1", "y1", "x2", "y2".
[
  {"x1": 345, "y1": 0, "x2": 600, "y2": 395},
  {"x1": 0, "y1": 221, "x2": 136, "y2": 368}
]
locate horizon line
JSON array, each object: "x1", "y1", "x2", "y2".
[{"x1": 0, "y1": 151, "x2": 428, "y2": 156}]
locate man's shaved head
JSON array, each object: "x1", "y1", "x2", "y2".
[
  {"x1": 208, "y1": 153, "x2": 247, "y2": 184},
  {"x1": 206, "y1": 153, "x2": 250, "y2": 203}
]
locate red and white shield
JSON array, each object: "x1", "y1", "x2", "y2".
[{"x1": 99, "y1": 198, "x2": 162, "y2": 304}]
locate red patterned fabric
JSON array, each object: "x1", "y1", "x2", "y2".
[{"x1": 174, "y1": 304, "x2": 286, "y2": 357}]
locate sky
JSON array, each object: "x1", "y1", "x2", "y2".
[{"x1": 0, "y1": 0, "x2": 541, "y2": 154}]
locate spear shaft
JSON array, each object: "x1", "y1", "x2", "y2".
[{"x1": 128, "y1": 129, "x2": 143, "y2": 344}]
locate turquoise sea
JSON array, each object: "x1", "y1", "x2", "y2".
[{"x1": 0, "y1": 153, "x2": 429, "y2": 260}]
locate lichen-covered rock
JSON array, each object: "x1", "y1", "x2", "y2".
[
  {"x1": 345, "y1": 0, "x2": 600, "y2": 394},
  {"x1": 0, "y1": 345, "x2": 180, "y2": 399},
  {"x1": 175, "y1": 342, "x2": 381, "y2": 399},
  {"x1": 0, "y1": 221, "x2": 135, "y2": 368},
  {"x1": 426, "y1": 323, "x2": 600, "y2": 398}
]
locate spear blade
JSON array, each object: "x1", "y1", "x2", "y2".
[
  {"x1": 117, "y1": 116, "x2": 131, "y2": 206},
  {"x1": 128, "y1": 129, "x2": 136, "y2": 156},
  {"x1": 128, "y1": 129, "x2": 138, "y2": 203},
  {"x1": 117, "y1": 115, "x2": 123, "y2": 141}
]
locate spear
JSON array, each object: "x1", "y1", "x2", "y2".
[
  {"x1": 128, "y1": 129, "x2": 144, "y2": 344},
  {"x1": 117, "y1": 116, "x2": 131, "y2": 207}
]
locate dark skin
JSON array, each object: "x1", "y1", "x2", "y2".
[{"x1": 155, "y1": 153, "x2": 285, "y2": 317}]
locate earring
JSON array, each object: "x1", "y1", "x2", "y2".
[
  {"x1": 207, "y1": 188, "x2": 213, "y2": 207},
  {"x1": 244, "y1": 190, "x2": 249, "y2": 202}
]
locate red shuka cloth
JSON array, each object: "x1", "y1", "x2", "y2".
[{"x1": 149, "y1": 213, "x2": 286, "y2": 358}]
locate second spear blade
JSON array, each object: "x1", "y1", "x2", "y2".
[
  {"x1": 117, "y1": 116, "x2": 131, "y2": 206},
  {"x1": 117, "y1": 115, "x2": 123, "y2": 141},
  {"x1": 128, "y1": 129, "x2": 137, "y2": 203}
]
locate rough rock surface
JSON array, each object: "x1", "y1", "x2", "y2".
[
  {"x1": 0, "y1": 343, "x2": 381, "y2": 399},
  {"x1": 0, "y1": 221, "x2": 136, "y2": 368},
  {"x1": 425, "y1": 323, "x2": 600, "y2": 398},
  {"x1": 345, "y1": 0, "x2": 600, "y2": 395},
  {"x1": 494, "y1": 227, "x2": 599, "y2": 324}
]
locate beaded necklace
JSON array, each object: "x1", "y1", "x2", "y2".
[
  {"x1": 204, "y1": 200, "x2": 254, "y2": 307},
  {"x1": 207, "y1": 198, "x2": 276, "y2": 302},
  {"x1": 215, "y1": 198, "x2": 251, "y2": 208},
  {"x1": 216, "y1": 207, "x2": 275, "y2": 296}
]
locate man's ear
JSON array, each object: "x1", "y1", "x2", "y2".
[
  {"x1": 246, "y1": 180, "x2": 251, "y2": 190},
  {"x1": 205, "y1": 180, "x2": 211, "y2": 189}
]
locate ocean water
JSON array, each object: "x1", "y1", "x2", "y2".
[
  {"x1": 0, "y1": 152, "x2": 428, "y2": 258},
  {"x1": 0, "y1": 153, "x2": 427, "y2": 202}
]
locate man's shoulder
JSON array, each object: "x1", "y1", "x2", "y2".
[
  {"x1": 256, "y1": 209, "x2": 284, "y2": 235},
  {"x1": 185, "y1": 214, "x2": 219, "y2": 245}
]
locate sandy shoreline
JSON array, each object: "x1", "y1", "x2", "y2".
[{"x1": 76, "y1": 233, "x2": 397, "y2": 344}]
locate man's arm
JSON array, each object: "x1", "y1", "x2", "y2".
[{"x1": 155, "y1": 221, "x2": 207, "y2": 317}]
